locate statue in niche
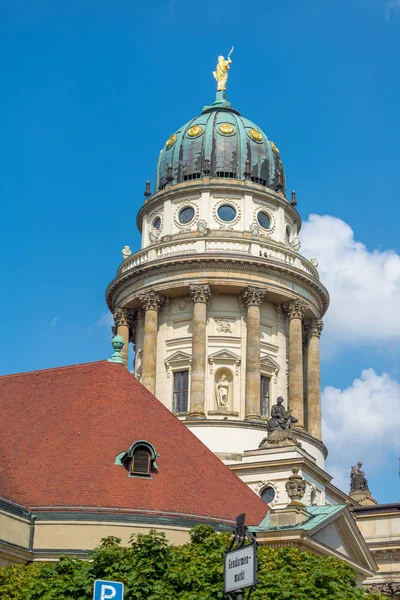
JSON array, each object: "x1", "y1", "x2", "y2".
[
  {"x1": 216, "y1": 375, "x2": 229, "y2": 408},
  {"x1": 350, "y1": 462, "x2": 370, "y2": 492},
  {"x1": 267, "y1": 397, "x2": 298, "y2": 432}
]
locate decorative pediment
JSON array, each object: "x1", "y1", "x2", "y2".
[
  {"x1": 164, "y1": 351, "x2": 191, "y2": 377},
  {"x1": 208, "y1": 349, "x2": 241, "y2": 375},
  {"x1": 260, "y1": 354, "x2": 280, "y2": 370}
]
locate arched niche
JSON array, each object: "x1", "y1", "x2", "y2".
[{"x1": 214, "y1": 367, "x2": 233, "y2": 412}]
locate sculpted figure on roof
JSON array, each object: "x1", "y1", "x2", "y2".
[{"x1": 213, "y1": 47, "x2": 234, "y2": 91}]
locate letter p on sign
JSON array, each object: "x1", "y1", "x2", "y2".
[{"x1": 93, "y1": 580, "x2": 124, "y2": 600}]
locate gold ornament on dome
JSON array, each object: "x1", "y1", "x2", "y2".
[
  {"x1": 166, "y1": 134, "x2": 177, "y2": 148},
  {"x1": 271, "y1": 141, "x2": 280, "y2": 155},
  {"x1": 219, "y1": 122, "x2": 235, "y2": 135},
  {"x1": 249, "y1": 128, "x2": 263, "y2": 142},
  {"x1": 188, "y1": 125, "x2": 203, "y2": 138}
]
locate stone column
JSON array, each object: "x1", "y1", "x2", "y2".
[
  {"x1": 240, "y1": 286, "x2": 266, "y2": 420},
  {"x1": 283, "y1": 299, "x2": 307, "y2": 428},
  {"x1": 307, "y1": 319, "x2": 323, "y2": 440},
  {"x1": 138, "y1": 290, "x2": 165, "y2": 394},
  {"x1": 112, "y1": 308, "x2": 135, "y2": 368},
  {"x1": 189, "y1": 284, "x2": 211, "y2": 418}
]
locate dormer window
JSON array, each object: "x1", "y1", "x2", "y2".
[{"x1": 116, "y1": 441, "x2": 159, "y2": 479}]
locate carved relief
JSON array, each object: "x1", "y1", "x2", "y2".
[{"x1": 215, "y1": 318, "x2": 232, "y2": 333}]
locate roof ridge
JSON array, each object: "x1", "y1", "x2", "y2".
[{"x1": 0, "y1": 360, "x2": 108, "y2": 380}]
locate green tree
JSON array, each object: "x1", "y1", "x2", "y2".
[{"x1": 0, "y1": 525, "x2": 383, "y2": 600}]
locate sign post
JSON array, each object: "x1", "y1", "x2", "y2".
[
  {"x1": 93, "y1": 580, "x2": 124, "y2": 600},
  {"x1": 223, "y1": 513, "x2": 258, "y2": 600}
]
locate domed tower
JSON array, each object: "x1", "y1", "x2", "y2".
[{"x1": 106, "y1": 57, "x2": 330, "y2": 507}]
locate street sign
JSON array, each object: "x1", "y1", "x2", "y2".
[
  {"x1": 224, "y1": 544, "x2": 257, "y2": 594},
  {"x1": 93, "y1": 580, "x2": 124, "y2": 600}
]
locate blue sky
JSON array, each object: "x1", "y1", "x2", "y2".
[{"x1": 1, "y1": 0, "x2": 400, "y2": 500}]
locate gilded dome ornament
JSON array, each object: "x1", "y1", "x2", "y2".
[
  {"x1": 219, "y1": 122, "x2": 235, "y2": 135},
  {"x1": 249, "y1": 128, "x2": 263, "y2": 142},
  {"x1": 188, "y1": 125, "x2": 203, "y2": 138},
  {"x1": 271, "y1": 141, "x2": 280, "y2": 155},
  {"x1": 166, "y1": 134, "x2": 177, "y2": 149},
  {"x1": 213, "y1": 47, "x2": 234, "y2": 92}
]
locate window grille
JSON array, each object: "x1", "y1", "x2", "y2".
[
  {"x1": 260, "y1": 376, "x2": 270, "y2": 417},
  {"x1": 173, "y1": 371, "x2": 189, "y2": 413}
]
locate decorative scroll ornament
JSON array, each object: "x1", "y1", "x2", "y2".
[
  {"x1": 240, "y1": 286, "x2": 266, "y2": 307},
  {"x1": 212, "y1": 47, "x2": 233, "y2": 91},
  {"x1": 283, "y1": 299, "x2": 307, "y2": 320},
  {"x1": 189, "y1": 284, "x2": 212, "y2": 304},
  {"x1": 138, "y1": 290, "x2": 165, "y2": 312},
  {"x1": 285, "y1": 468, "x2": 306, "y2": 505},
  {"x1": 113, "y1": 307, "x2": 135, "y2": 328},
  {"x1": 188, "y1": 125, "x2": 203, "y2": 138}
]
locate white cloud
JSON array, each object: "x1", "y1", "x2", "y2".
[
  {"x1": 385, "y1": 0, "x2": 400, "y2": 20},
  {"x1": 50, "y1": 317, "x2": 59, "y2": 328},
  {"x1": 300, "y1": 214, "x2": 400, "y2": 344},
  {"x1": 322, "y1": 368, "x2": 400, "y2": 491},
  {"x1": 95, "y1": 313, "x2": 113, "y2": 328}
]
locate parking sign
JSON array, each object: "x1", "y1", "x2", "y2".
[{"x1": 93, "y1": 580, "x2": 124, "y2": 600}]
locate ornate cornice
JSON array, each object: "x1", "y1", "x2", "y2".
[
  {"x1": 365, "y1": 582, "x2": 400, "y2": 596},
  {"x1": 113, "y1": 308, "x2": 135, "y2": 328},
  {"x1": 138, "y1": 290, "x2": 165, "y2": 312},
  {"x1": 283, "y1": 299, "x2": 307, "y2": 320},
  {"x1": 189, "y1": 284, "x2": 212, "y2": 304},
  {"x1": 240, "y1": 286, "x2": 266, "y2": 307}
]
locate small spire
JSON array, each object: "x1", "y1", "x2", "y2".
[
  {"x1": 203, "y1": 157, "x2": 211, "y2": 176},
  {"x1": 290, "y1": 190, "x2": 297, "y2": 207},
  {"x1": 166, "y1": 164, "x2": 173, "y2": 185},
  {"x1": 144, "y1": 181, "x2": 151, "y2": 199},
  {"x1": 244, "y1": 159, "x2": 251, "y2": 179},
  {"x1": 275, "y1": 170, "x2": 283, "y2": 193},
  {"x1": 108, "y1": 335, "x2": 125, "y2": 364}
]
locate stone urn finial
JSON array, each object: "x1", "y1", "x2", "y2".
[
  {"x1": 108, "y1": 335, "x2": 125, "y2": 364},
  {"x1": 285, "y1": 468, "x2": 306, "y2": 506}
]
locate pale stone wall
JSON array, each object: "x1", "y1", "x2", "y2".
[{"x1": 0, "y1": 510, "x2": 30, "y2": 549}]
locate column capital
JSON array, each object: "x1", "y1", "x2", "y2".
[
  {"x1": 283, "y1": 299, "x2": 307, "y2": 320},
  {"x1": 138, "y1": 290, "x2": 165, "y2": 312},
  {"x1": 303, "y1": 318, "x2": 323, "y2": 340},
  {"x1": 189, "y1": 284, "x2": 211, "y2": 304},
  {"x1": 240, "y1": 286, "x2": 266, "y2": 307},
  {"x1": 113, "y1": 307, "x2": 135, "y2": 328}
]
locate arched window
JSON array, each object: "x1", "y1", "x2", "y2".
[{"x1": 117, "y1": 441, "x2": 159, "y2": 478}]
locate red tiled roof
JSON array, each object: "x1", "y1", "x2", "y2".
[{"x1": 0, "y1": 361, "x2": 267, "y2": 526}]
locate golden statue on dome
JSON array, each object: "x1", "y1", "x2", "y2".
[{"x1": 213, "y1": 47, "x2": 234, "y2": 91}]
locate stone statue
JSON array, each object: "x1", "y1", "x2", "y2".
[
  {"x1": 350, "y1": 462, "x2": 370, "y2": 492},
  {"x1": 213, "y1": 47, "x2": 234, "y2": 91},
  {"x1": 216, "y1": 375, "x2": 229, "y2": 407},
  {"x1": 121, "y1": 245, "x2": 132, "y2": 261},
  {"x1": 267, "y1": 396, "x2": 298, "y2": 432}
]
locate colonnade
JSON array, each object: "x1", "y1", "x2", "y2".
[{"x1": 112, "y1": 286, "x2": 323, "y2": 440}]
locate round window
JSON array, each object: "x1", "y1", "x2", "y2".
[
  {"x1": 153, "y1": 217, "x2": 161, "y2": 230},
  {"x1": 217, "y1": 204, "x2": 237, "y2": 222},
  {"x1": 261, "y1": 486, "x2": 275, "y2": 504},
  {"x1": 178, "y1": 206, "x2": 195, "y2": 225},
  {"x1": 257, "y1": 211, "x2": 271, "y2": 230}
]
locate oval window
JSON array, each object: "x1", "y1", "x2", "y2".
[
  {"x1": 257, "y1": 211, "x2": 271, "y2": 230},
  {"x1": 178, "y1": 206, "x2": 195, "y2": 225},
  {"x1": 153, "y1": 217, "x2": 161, "y2": 230},
  {"x1": 217, "y1": 204, "x2": 236, "y2": 222},
  {"x1": 261, "y1": 486, "x2": 275, "y2": 504}
]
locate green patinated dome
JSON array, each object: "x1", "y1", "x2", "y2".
[{"x1": 155, "y1": 94, "x2": 285, "y2": 194}]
